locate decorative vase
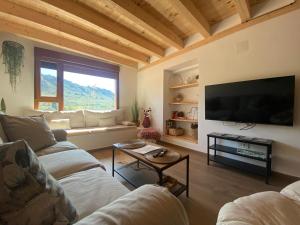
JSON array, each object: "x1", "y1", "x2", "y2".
[
  {"x1": 192, "y1": 128, "x2": 198, "y2": 139},
  {"x1": 142, "y1": 116, "x2": 151, "y2": 128}
]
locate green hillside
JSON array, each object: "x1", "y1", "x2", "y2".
[{"x1": 40, "y1": 74, "x2": 115, "y2": 111}]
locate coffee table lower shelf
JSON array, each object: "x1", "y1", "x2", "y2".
[{"x1": 114, "y1": 161, "x2": 186, "y2": 197}]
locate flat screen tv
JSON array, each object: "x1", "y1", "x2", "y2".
[{"x1": 205, "y1": 75, "x2": 295, "y2": 126}]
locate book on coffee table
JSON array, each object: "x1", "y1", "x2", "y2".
[{"x1": 131, "y1": 145, "x2": 161, "y2": 155}]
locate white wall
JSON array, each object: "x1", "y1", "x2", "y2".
[
  {"x1": 138, "y1": 9, "x2": 300, "y2": 177},
  {"x1": 0, "y1": 32, "x2": 137, "y2": 117}
]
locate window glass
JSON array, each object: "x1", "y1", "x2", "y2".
[
  {"x1": 63, "y1": 71, "x2": 116, "y2": 111},
  {"x1": 38, "y1": 102, "x2": 58, "y2": 111},
  {"x1": 40, "y1": 62, "x2": 57, "y2": 97}
]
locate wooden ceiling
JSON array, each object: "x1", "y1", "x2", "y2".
[{"x1": 0, "y1": 0, "x2": 299, "y2": 68}]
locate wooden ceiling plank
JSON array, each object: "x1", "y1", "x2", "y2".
[
  {"x1": 0, "y1": 17, "x2": 137, "y2": 67},
  {"x1": 140, "y1": 0, "x2": 300, "y2": 71},
  {"x1": 172, "y1": 0, "x2": 211, "y2": 38},
  {"x1": 235, "y1": 0, "x2": 251, "y2": 22},
  {"x1": 40, "y1": 0, "x2": 165, "y2": 57},
  {"x1": 110, "y1": 0, "x2": 184, "y2": 49},
  {"x1": 0, "y1": 0, "x2": 149, "y2": 64}
]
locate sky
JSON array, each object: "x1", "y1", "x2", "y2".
[{"x1": 41, "y1": 68, "x2": 116, "y2": 93}]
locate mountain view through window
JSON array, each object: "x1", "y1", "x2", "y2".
[{"x1": 40, "y1": 68, "x2": 116, "y2": 111}]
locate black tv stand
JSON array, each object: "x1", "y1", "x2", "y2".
[{"x1": 207, "y1": 132, "x2": 272, "y2": 184}]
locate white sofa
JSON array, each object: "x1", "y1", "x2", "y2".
[
  {"x1": 217, "y1": 181, "x2": 300, "y2": 225},
  {"x1": 24, "y1": 109, "x2": 137, "y2": 150}
]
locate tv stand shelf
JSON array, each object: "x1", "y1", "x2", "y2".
[{"x1": 207, "y1": 133, "x2": 272, "y2": 184}]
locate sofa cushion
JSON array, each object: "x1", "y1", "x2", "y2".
[
  {"x1": 84, "y1": 109, "x2": 124, "y2": 127},
  {"x1": 38, "y1": 149, "x2": 104, "y2": 179},
  {"x1": 36, "y1": 141, "x2": 78, "y2": 156},
  {"x1": 66, "y1": 125, "x2": 136, "y2": 137},
  {"x1": 0, "y1": 140, "x2": 78, "y2": 225},
  {"x1": 74, "y1": 185, "x2": 189, "y2": 225},
  {"x1": 0, "y1": 115, "x2": 57, "y2": 152},
  {"x1": 280, "y1": 180, "x2": 300, "y2": 205},
  {"x1": 217, "y1": 191, "x2": 300, "y2": 225},
  {"x1": 59, "y1": 167, "x2": 129, "y2": 219}
]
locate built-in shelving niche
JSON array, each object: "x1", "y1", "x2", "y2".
[{"x1": 163, "y1": 61, "x2": 200, "y2": 149}]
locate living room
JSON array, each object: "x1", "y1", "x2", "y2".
[{"x1": 1, "y1": 0, "x2": 300, "y2": 225}]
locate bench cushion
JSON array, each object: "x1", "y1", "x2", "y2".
[
  {"x1": 59, "y1": 168, "x2": 129, "y2": 220},
  {"x1": 66, "y1": 125, "x2": 136, "y2": 137},
  {"x1": 38, "y1": 149, "x2": 103, "y2": 179}
]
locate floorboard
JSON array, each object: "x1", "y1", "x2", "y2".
[{"x1": 91, "y1": 143, "x2": 298, "y2": 225}]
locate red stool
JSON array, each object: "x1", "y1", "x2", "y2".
[{"x1": 138, "y1": 128, "x2": 161, "y2": 143}]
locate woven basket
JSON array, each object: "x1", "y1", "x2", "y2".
[{"x1": 168, "y1": 128, "x2": 184, "y2": 136}]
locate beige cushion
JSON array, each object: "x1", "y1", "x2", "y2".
[
  {"x1": 98, "y1": 117, "x2": 116, "y2": 127},
  {"x1": 38, "y1": 149, "x2": 103, "y2": 179},
  {"x1": 66, "y1": 125, "x2": 136, "y2": 137},
  {"x1": 48, "y1": 119, "x2": 71, "y2": 130},
  {"x1": 0, "y1": 140, "x2": 78, "y2": 225},
  {"x1": 74, "y1": 185, "x2": 189, "y2": 225},
  {"x1": 36, "y1": 141, "x2": 78, "y2": 156},
  {"x1": 24, "y1": 109, "x2": 85, "y2": 128},
  {"x1": 84, "y1": 109, "x2": 124, "y2": 127},
  {"x1": 0, "y1": 137, "x2": 3, "y2": 144},
  {"x1": 280, "y1": 180, "x2": 300, "y2": 205},
  {"x1": 217, "y1": 191, "x2": 300, "y2": 225},
  {"x1": 59, "y1": 167, "x2": 129, "y2": 219},
  {"x1": 0, "y1": 115, "x2": 56, "y2": 152}
]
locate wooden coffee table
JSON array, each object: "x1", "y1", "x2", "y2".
[{"x1": 112, "y1": 141, "x2": 189, "y2": 197}]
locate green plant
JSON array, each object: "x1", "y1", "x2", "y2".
[
  {"x1": 131, "y1": 100, "x2": 139, "y2": 124},
  {"x1": 1, "y1": 98, "x2": 6, "y2": 113},
  {"x1": 1, "y1": 41, "x2": 24, "y2": 90}
]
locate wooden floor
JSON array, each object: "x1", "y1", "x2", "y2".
[{"x1": 91, "y1": 143, "x2": 297, "y2": 225}]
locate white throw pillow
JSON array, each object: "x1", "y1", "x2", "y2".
[
  {"x1": 0, "y1": 137, "x2": 3, "y2": 144},
  {"x1": 48, "y1": 119, "x2": 71, "y2": 130},
  {"x1": 98, "y1": 117, "x2": 116, "y2": 127}
]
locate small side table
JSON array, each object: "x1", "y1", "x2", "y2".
[{"x1": 137, "y1": 127, "x2": 161, "y2": 143}]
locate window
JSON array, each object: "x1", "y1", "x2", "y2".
[{"x1": 34, "y1": 48, "x2": 119, "y2": 111}]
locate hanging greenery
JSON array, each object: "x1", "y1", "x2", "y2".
[{"x1": 1, "y1": 41, "x2": 24, "y2": 90}]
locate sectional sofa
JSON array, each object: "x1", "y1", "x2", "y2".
[
  {"x1": 0, "y1": 115, "x2": 189, "y2": 225},
  {"x1": 24, "y1": 109, "x2": 138, "y2": 150}
]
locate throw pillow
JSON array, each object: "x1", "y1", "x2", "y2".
[
  {"x1": 0, "y1": 115, "x2": 57, "y2": 152},
  {"x1": 98, "y1": 117, "x2": 116, "y2": 127},
  {"x1": 0, "y1": 140, "x2": 78, "y2": 225},
  {"x1": 0, "y1": 137, "x2": 3, "y2": 144},
  {"x1": 48, "y1": 119, "x2": 71, "y2": 130}
]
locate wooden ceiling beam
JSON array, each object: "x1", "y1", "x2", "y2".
[
  {"x1": 234, "y1": 0, "x2": 251, "y2": 22},
  {"x1": 40, "y1": 0, "x2": 165, "y2": 57},
  {"x1": 110, "y1": 0, "x2": 184, "y2": 49},
  {"x1": 172, "y1": 0, "x2": 211, "y2": 38},
  {"x1": 0, "y1": 0, "x2": 149, "y2": 64},
  {"x1": 0, "y1": 16, "x2": 137, "y2": 67}
]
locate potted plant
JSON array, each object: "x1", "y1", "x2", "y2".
[
  {"x1": 131, "y1": 100, "x2": 140, "y2": 126},
  {"x1": 191, "y1": 123, "x2": 198, "y2": 139}
]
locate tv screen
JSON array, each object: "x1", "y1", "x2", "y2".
[{"x1": 205, "y1": 76, "x2": 295, "y2": 126}]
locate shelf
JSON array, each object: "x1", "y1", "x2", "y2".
[
  {"x1": 209, "y1": 144, "x2": 267, "y2": 162},
  {"x1": 115, "y1": 161, "x2": 186, "y2": 197},
  {"x1": 170, "y1": 118, "x2": 198, "y2": 123},
  {"x1": 169, "y1": 101, "x2": 198, "y2": 105},
  {"x1": 165, "y1": 134, "x2": 198, "y2": 144},
  {"x1": 169, "y1": 83, "x2": 199, "y2": 89},
  {"x1": 209, "y1": 155, "x2": 266, "y2": 176}
]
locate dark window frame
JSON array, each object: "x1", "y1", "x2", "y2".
[{"x1": 34, "y1": 47, "x2": 120, "y2": 111}]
